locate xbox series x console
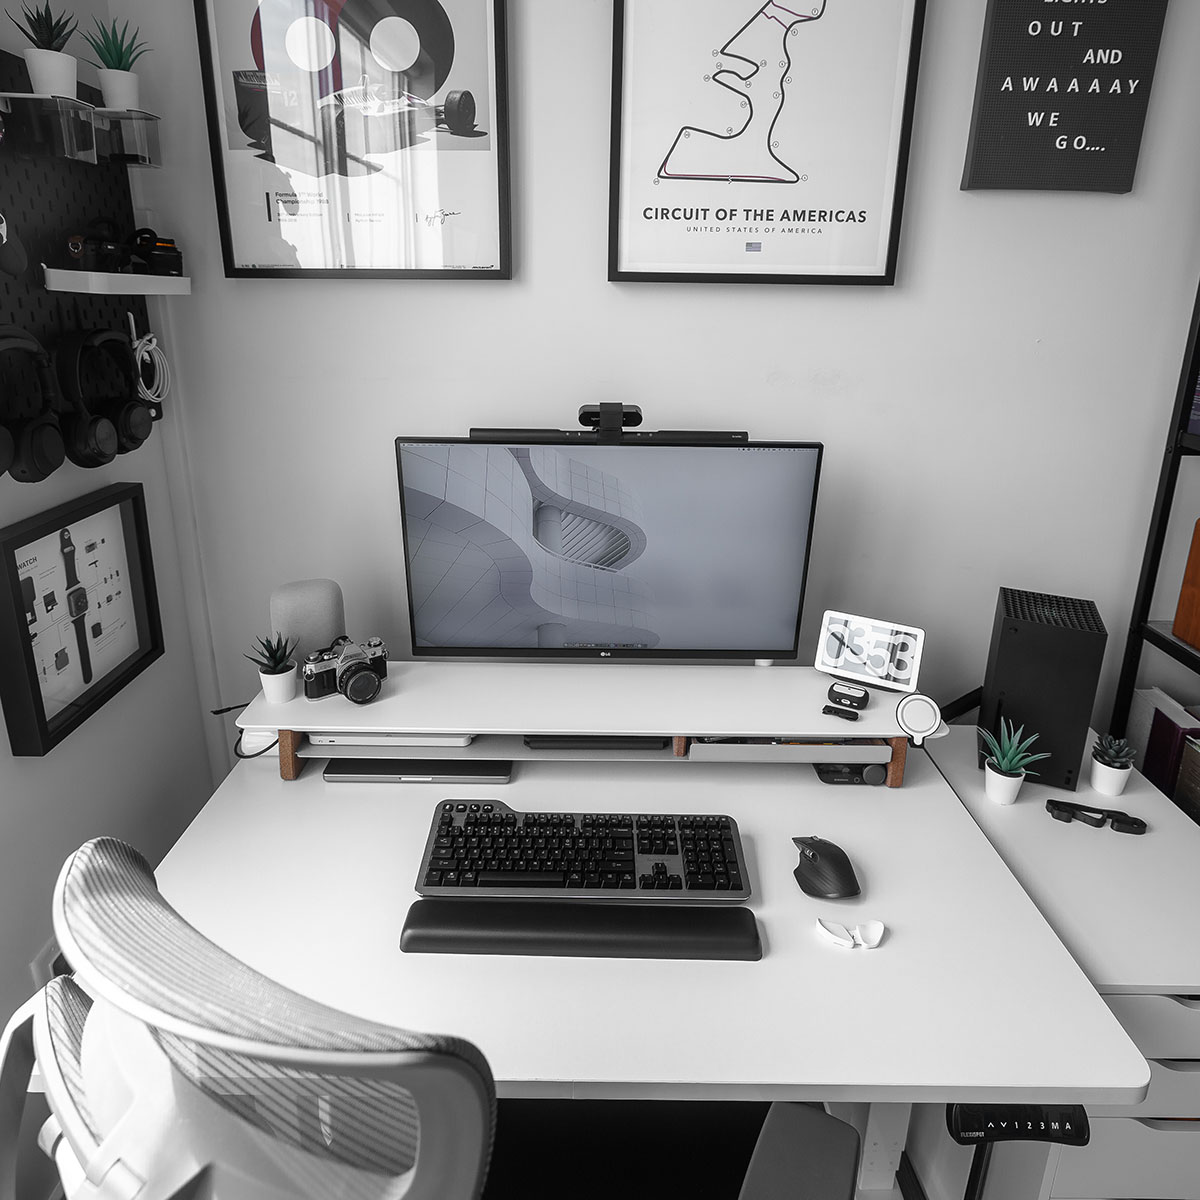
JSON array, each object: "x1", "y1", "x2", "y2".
[{"x1": 979, "y1": 589, "x2": 1107, "y2": 791}]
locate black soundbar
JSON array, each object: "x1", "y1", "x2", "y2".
[{"x1": 400, "y1": 899, "x2": 762, "y2": 960}]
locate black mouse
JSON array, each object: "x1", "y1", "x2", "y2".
[{"x1": 792, "y1": 836, "x2": 861, "y2": 899}]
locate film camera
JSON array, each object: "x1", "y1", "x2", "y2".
[{"x1": 302, "y1": 635, "x2": 388, "y2": 705}]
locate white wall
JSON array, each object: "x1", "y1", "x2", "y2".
[
  {"x1": 119, "y1": 0, "x2": 1200, "y2": 779},
  {"x1": 0, "y1": 452, "x2": 215, "y2": 1022}
]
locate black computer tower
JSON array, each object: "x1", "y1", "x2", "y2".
[{"x1": 979, "y1": 589, "x2": 1107, "y2": 791}]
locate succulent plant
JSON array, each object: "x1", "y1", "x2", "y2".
[
  {"x1": 979, "y1": 717, "x2": 1051, "y2": 777},
  {"x1": 6, "y1": 2, "x2": 76, "y2": 52},
  {"x1": 245, "y1": 632, "x2": 298, "y2": 676},
  {"x1": 1092, "y1": 733, "x2": 1136, "y2": 770},
  {"x1": 80, "y1": 16, "x2": 148, "y2": 71}
]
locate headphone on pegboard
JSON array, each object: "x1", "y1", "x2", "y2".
[
  {"x1": 56, "y1": 328, "x2": 153, "y2": 457},
  {"x1": 0, "y1": 325, "x2": 66, "y2": 483}
]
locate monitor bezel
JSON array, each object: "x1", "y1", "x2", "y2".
[{"x1": 394, "y1": 435, "x2": 823, "y2": 662}]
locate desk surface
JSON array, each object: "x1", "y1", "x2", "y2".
[
  {"x1": 157, "y1": 750, "x2": 1147, "y2": 1105},
  {"x1": 929, "y1": 726, "x2": 1200, "y2": 995},
  {"x1": 238, "y1": 661, "x2": 908, "y2": 741}
]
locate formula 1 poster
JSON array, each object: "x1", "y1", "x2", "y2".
[
  {"x1": 609, "y1": 0, "x2": 925, "y2": 283},
  {"x1": 194, "y1": 0, "x2": 510, "y2": 277}
]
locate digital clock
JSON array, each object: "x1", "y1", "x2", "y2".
[{"x1": 814, "y1": 610, "x2": 925, "y2": 694}]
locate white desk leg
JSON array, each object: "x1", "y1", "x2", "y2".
[{"x1": 828, "y1": 1101, "x2": 911, "y2": 1197}]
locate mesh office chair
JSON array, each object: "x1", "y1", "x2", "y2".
[{"x1": 0, "y1": 838, "x2": 860, "y2": 1200}]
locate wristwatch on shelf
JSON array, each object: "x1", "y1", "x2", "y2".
[{"x1": 60, "y1": 529, "x2": 92, "y2": 685}]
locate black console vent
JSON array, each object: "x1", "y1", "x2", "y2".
[{"x1": 1000, "y1": 588, "x2": 1106, "y2": 635}]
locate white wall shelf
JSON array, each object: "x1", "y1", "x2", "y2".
[{"x1": 42, "y1": 266, "x2": 191, "y2": 295}]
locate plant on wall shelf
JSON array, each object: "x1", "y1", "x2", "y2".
[
  {"x1": 80, "y1": 16, "x2": 149, "y2": 71},
  {"x1": 6, "y1": 1, "x2": 76, "y2": 51}
]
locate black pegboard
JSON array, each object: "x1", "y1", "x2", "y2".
[{"x1": 0, "y1": 48, "x2": 149, "y2": 425}]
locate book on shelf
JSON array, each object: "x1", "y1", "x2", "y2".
[
  {"x1": 1172, "y1": 736, "x2": 1200, "y2": 822},
  {"x1": 1127, "y1": 687, "x2": 1200, "y2": 796}
]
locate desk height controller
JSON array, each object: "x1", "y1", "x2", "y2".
[{"x1": 946, "y1": 1104, "x2": 1089, "y2": 1200}]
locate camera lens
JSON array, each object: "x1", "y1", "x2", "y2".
[{"x1": 339, "y1": 662, "x2": 381, "y2": 705}]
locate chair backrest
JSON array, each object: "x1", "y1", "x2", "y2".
[{"x1": 1, "y1": 837, "x2": 495, "y2": 1200}]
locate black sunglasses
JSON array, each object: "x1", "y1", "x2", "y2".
[{"x1": 1045, "y1": 799, "x2": 1147, "y2": 835}]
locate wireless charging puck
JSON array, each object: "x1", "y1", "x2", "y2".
[{"x1": 814, "y1": 762, "x2": 887, "y2": 786}]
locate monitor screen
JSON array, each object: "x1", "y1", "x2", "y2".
[{"x1": 395, "y1": 438, "x2": 822, "y2": 660}]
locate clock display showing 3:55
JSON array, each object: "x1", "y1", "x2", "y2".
[{"x1": 814, "y1": 610, "x2": 925, "y2": 694}]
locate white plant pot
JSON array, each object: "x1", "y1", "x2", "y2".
[
  {"x1": 984, "y1": 761, "x2": 1025, "y2": 806},
  {"x1": 260, "y1": 664, "x2": 298, "y2": 705},
  {"x1": 1090, "y1": 759, "x2": 1131, "y2": 798},
  {"x1": 97, "y1": 68, "x2": 139, "y2": 111},
  {"x1": 24, "y1": 49, "x2": 77, "y2": 98}
]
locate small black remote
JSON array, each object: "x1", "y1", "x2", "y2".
[{"x1": 822, "y1": 704, "x2": 859, "y2": 723}]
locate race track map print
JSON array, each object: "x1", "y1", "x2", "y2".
[
  {"x1": 195, "y1": 0, "x2": 510, "y2": 277},
  {"x1": 610, "y1": 0, "x2": 925, "y2": 284}
]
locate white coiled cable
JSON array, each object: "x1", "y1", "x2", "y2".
[{"x1": 127, "y1": 312, "x2": 171, "y2": 405}]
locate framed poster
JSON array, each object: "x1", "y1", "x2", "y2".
[
  {"x1": 193, "y1": 0, "x2": 510, "y2": 277},
  {"x1": 609, "y1": 0, "x2": 926, "y2": 284},
  {"x1": 0, "y1": 484, "x2": 163, "y2": 756}
]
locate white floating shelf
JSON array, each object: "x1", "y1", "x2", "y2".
[{"x1": 42, "y1": 266, "x2": 191, "y2": 295}]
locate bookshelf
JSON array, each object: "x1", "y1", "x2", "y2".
[{"x1": 1111, "y1": 277, "x2": 1200, "y2": 736}]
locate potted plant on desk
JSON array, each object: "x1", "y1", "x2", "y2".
[
  {"x1": 246, "y1": 632, "x2": 298, "y2": 704},
  {"x1": 80, "y1": 16, "x2": 149, "y2": 111},
  {"x1": 7, "y1": 2, "x2": 78, "y2": 98},
  {"x1": 979, "y1": 718, "x2": 1050, "y2": 806},
  {"x1": 1090, "y1": 734, "x2": 1136, "y2": 797}
]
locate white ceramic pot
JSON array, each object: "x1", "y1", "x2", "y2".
[
  {"x1": 97, "y1": 68, "x2": 139, "y2": 111},
  {"x1": 260, "y1": 664, "x2": 298, "y2": 705},
  {"x1": 984, "y1": 761, "x2": 1025, "y2": 806},
  {"x1": 24, "y1": 49, "x2": 77, "y2": 98},
  {"x1": 1090, "y1": 759, "x2": 1131, "y2": 797}
]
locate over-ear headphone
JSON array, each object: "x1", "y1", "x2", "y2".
[
  {"x1": 0, "y1": 326, "x2": 65, "y2": 483},
  {"x1": 56, "y1": 329, "x2": 152, "y2": 455}
]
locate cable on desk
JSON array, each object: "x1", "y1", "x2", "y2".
[{"x1": 210, "y1": 699, "x2": 279, "y2": 759}]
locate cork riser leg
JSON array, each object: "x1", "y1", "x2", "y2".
[{"x1": 278, "y1": 729, "x2": 305, "y2": 780}]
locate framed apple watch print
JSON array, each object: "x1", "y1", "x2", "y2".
[
  {"x1": 609, "y1": 0, "x2": 927, "y2": 284},
  {"x1": 0, "y1": 484, "x2": 163, "y2": 756},
  {"x1": 193, "y1": 0, "x2": 511, "y2": 277},
  {"x1": 814, "y1": 610, "x2": 924, "y2": 693}
]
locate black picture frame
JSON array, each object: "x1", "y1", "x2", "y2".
[
  {"x1": 608, "y1": 0, "x2": 926, "y2": 285},
  {"x1": 0, "y1": 483, "x2": 164, "y2": 756},
  {"x1": 192, "y1": 0, "x2": 511, "y2": 279}
]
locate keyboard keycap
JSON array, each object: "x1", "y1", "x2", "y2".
[{"x1": 478, "y1": 871, "x2": 567, "y2": 887}]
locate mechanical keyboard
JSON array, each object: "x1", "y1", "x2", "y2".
[{"x1": 416, "y1": 800, "x2": 751, "y2": 902}]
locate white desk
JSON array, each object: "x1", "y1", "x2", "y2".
[
  {"x1": 157, "y1": 746, "x2": 1148, "y2": 1197},
  {"x1": 921, "y1": 729, "x2": 1200, "y2": 1200}
]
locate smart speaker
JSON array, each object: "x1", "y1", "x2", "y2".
[
  {"x1": 979, "y1": 588, "x2": 1107, "y2": 791},
  {"x1": 268, "y1": 579, "x2": 346, "y2": 660}
]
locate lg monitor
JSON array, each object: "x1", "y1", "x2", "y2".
[{"x1": 395, "y1": 437, "x2": 822, "y2": 661}]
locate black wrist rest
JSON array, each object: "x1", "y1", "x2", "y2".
[{"x1": 400, "y1": 899, "x2": 762, "y2": 960}]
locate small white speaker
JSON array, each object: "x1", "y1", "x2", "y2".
[{"x1": 268, "y1": 579, "x2": 345, "y2": 660}]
